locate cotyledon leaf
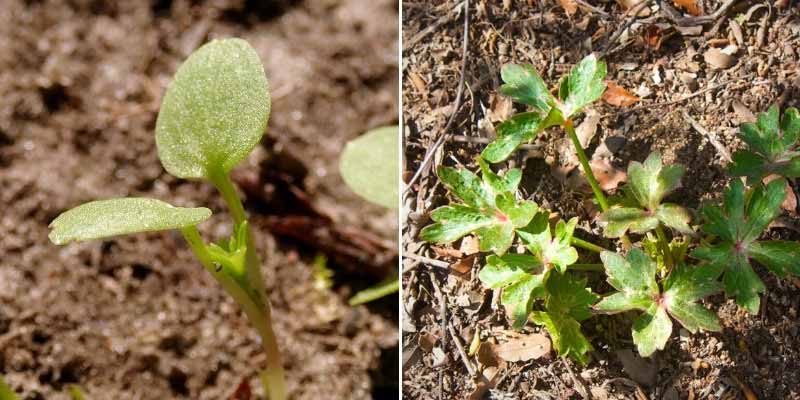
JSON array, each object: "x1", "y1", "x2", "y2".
[
  {"x1": 156, "y1": 38, "x2": 270, "y2": 180},
  {"x1": 49, "y1": 198, "x2": 212, "y2": 245},
  {"x1": 340, "y1": 125, "x2": 399, "y2": 208}
]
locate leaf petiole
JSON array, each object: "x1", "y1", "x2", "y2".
[
  {"x1": 565, "y1": 119, "x2": 609, "y2": 211},
  {"x1": 571, "y1": 236, "x2": 608, "y2": 253}
]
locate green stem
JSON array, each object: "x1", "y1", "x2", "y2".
[
  {"x1": 565, "y1": 120, "x2": 609, "y2": 211},
  {"x1": 571, "y1": 237, "x2": 608, "y2": 253},
  {"x1": 569, "y1": 263, "x2": 605, "y2": 272},
  {"x1": 655, "y1": 225, "x2": 674, "y2": 269}
]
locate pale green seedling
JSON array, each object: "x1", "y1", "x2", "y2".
[
  {"x1": 48, "y1": 38, "x2": 287, "y2": 400},
  {"x1": 339, "y1": 125, "x2": 400, "y2": 304}
]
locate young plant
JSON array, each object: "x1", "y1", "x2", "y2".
[
  {"x1": 483, "y1": 54, "x2": 609, "y2": 211},
  {"x1": 420, "y1": 50, "x2": 800, "y2": 364},
  {"x1": 48, "y1": 39, "x2": 287, "y2": 399},
  {"x1": 691, "y1": 179, "x2": 800, "y2": 314},
  {"x1": 339, "y1": 125, "x2": 400, "y2": 304},
  {"x1": 419, "y1": 158, "x2": 538, "y2": 255},
  {"x1": 729, "y1": 105, "x2": 800, "y2": 182},
  {"x1": 594, "y1": 249, "x2": 721, "y2": 356},
  {"x1": 600, "y1": 152, "x2": 692, "y2": 238},
  {"x1": 477, "y1": 212, "x2": 599, "y2": 363}
]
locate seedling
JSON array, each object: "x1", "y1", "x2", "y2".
[
  {"x1": 420, "y1": 54, "x2": 800, "y2": 362},
  {"x1": 692, "y1": 179, "x2": 798, "y2": 314},
  {"x1": 0, "y1": 375, "x2": 84, "y2": 400},
  {"x1": 339, "y1": 125, "x2": 400, "y2": 304},
  {"x1": 48, "y1": 39, "x2": 287, "y2": 399},
  {"x1": 729, "y1": 105, "x2": 800, "y2": 182}
]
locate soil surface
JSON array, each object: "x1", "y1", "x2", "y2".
[
  {"x1": 402, "y1": 1, "x2": 800, "y2": 399},
  {"x1": 0, "y1": 1, "x2": 398, "y2": 399}
]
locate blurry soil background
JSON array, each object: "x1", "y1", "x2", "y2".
[
  {"x1": 0, "y1": 0, "x2": 398, "y2": 399},
  {"x1": 402, "y1": 1, "x2": 799, "y2": 399}
]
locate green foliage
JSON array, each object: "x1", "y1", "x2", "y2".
[
  {"x1": 155, "y1": 38, "x2": 270, "y2": 180},
  {"x1": 600, "y1": 152, "x2": 692, "y2": 238},
  {"x1": 729, "y1": 106, "x2": 800, "y2": 181},
  {"x1": 531, "y1": 272, "x2": 598, "y2": 364},
  {"x1": 692, "y1": 179, "x2": 798, "y2": 314},
  {"x1": 478, "y1": 253, "x2": 547, "y2": 328},
  {"x1": 595, "y1": 249, "x2": 721, "y2": 357},
  {"x1": 557, "y1": 54, "x2": 607, "y2": 119},
  {"x1": 340, "y1": 125, "x2": 399, "y2": 208},
  {"x1": 482, "y1": 54, "x2": 606, "y2": 163},
  {"x1": 420, "y1": 158, "x2": 538, "y2": 255},
  {"x1": 518, "y1": 214, "x2": 580, "y2": 273},
  {"x1": 48, "y1": 198, "x2": 211, "y2": 245},
  {"x1": 349, "y1": 276, "x2": 400, "y2": 306},
  {"x1": 0, "y1": 375, "x2": 18, "y2": 400}
]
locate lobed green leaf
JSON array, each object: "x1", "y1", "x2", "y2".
[
  {"x1": 49, "y1": 198, "x2": 211, "y2": 245},
  {"x1": 499, "y1": 64, "x2": 554, "y2": 113},
  {"x1": 558, "y1": 54, "x2": 607, "y2": 118},
  {"x1": 730, "y1": 106, "x2": 800, "y2": 181},
  {"x1": 340, "y1": 125, "x2": 399, "y2": 208},
  {"x1": 156, "y1": 38, "x2": 270, "y2": 180}
]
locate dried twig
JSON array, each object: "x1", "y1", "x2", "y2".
[
  {"x1": 447, "y1": 324, "x2": 476, "y2": 376},
  {"x1": 404, "y1": 0, "x2": 471, "y2": 195},
  {"x1": 681, "y1": 110, "x2": 732, "y2": 162},
  {"x1": 600, "y1": 0, "x2": 655, "y2": 57}
]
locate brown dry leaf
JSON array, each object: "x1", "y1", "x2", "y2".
[
  {"x1": 558, "y1": 0, "x2": 578, "y2": 15},
  {"x1": 603, "y1": 82, "x2": 640, "y2": 107},
  {"x1": 732, "y1": 100, "x2": 756, "y2": 123},
  {"x1": 477, "y1": 341, "x2": 501, "y2": 367},
  {"x1": 576, "y1": 109, "x2": 600, "y2": 147},
  {"x1": 431, "y1": 246, "x2": 462, "y2": 259},
  {"x1": 450, "y1": 254, "x2": 477, "y2": 275},
  {"x1": 591, "y1": 158, "x2": 628, "y2": 191},
  {"x1": 704, "y1": 48, "x2": 737, "y2": 69},
  {"x1": 409, "y1": 71, "x2": 427, "y2": 96},
  {"x1": 487, "y1": 93, "x2": 514, "y2": 123},
  {"x1": 460, "y1": 235, "x2": 480, "y2": 255},
  {"x1": 674, "y1": 0, "x2": 702, "y2": 16},
  {"x1": 616, "y1": 0, "x2": 651, "y2": 16},
  {"x1": 763, "y1": 175, "x2": 797, "y2": 213},
  {"x1": 642, "y1": 25, "x2": 664, "y2": 49},
  {"x1": 495, "y1": 333, "x2": 551, "y2": 362},
  {"x1": 418, "y1": 332, "x2": 438, "y2": 353}
]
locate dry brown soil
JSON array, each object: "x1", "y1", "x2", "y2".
[{"x1": 0, "y1": 0, "x2": 398, "y2": 399}]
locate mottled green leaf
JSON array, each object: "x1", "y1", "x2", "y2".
[
  {"x1": 482, "y1": 112, "x2": 544, "y2": 163},
  {"x1": 531, "y1": 272, "x2": 598, "y2": 364},
  {"x1": 730, "y1": 106, "x2": 800, "y2": 181},
  {"x1": 692, "y1": 179, "x2": 787, "y2": 314},
  {"x1": 748, "y1": 240, "x2": 800, "y2": 277},
  {"x1": 558, "y1": 54, "x2": 607, "y2": 118},
  {"x1": 340, "y1": 125, "x2": 399, "y2": 208},
  {"x1": 518, "y1": 216, "x2": 580, "y2": 272},
  {"x1": 662, "y1": 263, "x2": 722, "y2": 333},
  {"x1": 49, "y1": 198, "x2": 212, "y2": 245},
  {"x1": 655, "y1": 203, "x2": 693, "y2": 234},
  {"x1": 420, "y1": 165, "x2": 538, "y2": 255},
  {"x1": 631, "y1": 304, "x2": 672, "y2": 357},
  {"x1": 478, "y1": 254, "x2": 547, "y2": 328},
  {"x1": 600, "y1": 207, "x2": 659, "y2": 238},
  {"x1": 156, "y1": 38, "x2": 270, "y2": 179},
  {"x1": 499, "y1": 64, "x2": 554, "y2": 112},
  {"x1": 627, "y1": 152, "x2": 684, "y2": 211}
]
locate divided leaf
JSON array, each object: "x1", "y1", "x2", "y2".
[
  {"x1": 692, "y1": 179, "x2": 792, "y2": 314},
  {"x1": 420, "y1": 159, "x2": 538, "y2": 255},
  {"x1": 558, "y1": 54, "x2": 607, "y2": 118},
  {"x1": 531, "y1": 272, "x2": 598, "y2": 364},
  {"x1": 49, "y1": 198, "x2": 212, "y2": 245},
  {"x1": 600, "y1": 152, "x2": 692, "y2": 237},
  {"x1": 498, "y1": 64, "x2": 554, "y2": 113},
  {"x1": 595, "y1": 249, "x2": 721, "y2": 357},
  {"x1": 517, "y1": 214, "x2": 580, "y2": 273},
  {"x1": 156, "y1": 38, "x2": 270, "y2": 180},
  {"x1": 340, "y1": 125, "x2": 399, "y2": 208},
  {"x1": 478, "y1": 254, "x2": 546, "y2": 328},
  {"x1": 729, "y1": 106, "x2": 800, "y2": 181}
]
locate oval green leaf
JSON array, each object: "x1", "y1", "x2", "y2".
[
  {"x1": 156, "y1": 38, "x2": 270, "y2": 179},
  {"x1": 339, "y1": 125, "x2": 399, "y2": 208},
  {"x1": 49, "y1": 198, "x2": 212, "y2": 245}
]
